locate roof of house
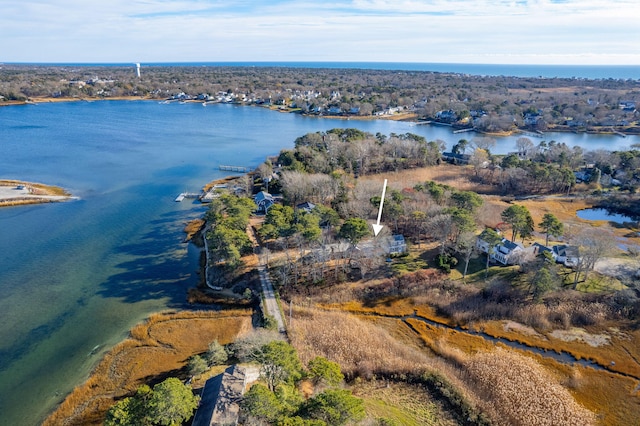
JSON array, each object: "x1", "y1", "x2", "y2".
[
  {"x1": 254, "y1": 191, "x2": 274, "y2": 203},
  {"x1": 501, "y1": 239, "x2": 522, "y2": 252},
  {"x1": 192, "y1": 365, "x2": 259, "y2": 426},
  {"x1": 532, "y1": 242, "x2": 552, "y2": 253},
  {"x1": 553, "y1": 244, "x2": 579, "y2": 257},
  {"x1": 296, "y1": 201, "x2": 316, "y2": 211}
]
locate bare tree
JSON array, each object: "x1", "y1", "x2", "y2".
[
  {"x1": 572, "y1": 227, "x2": 617, "y2": 285},
  {"x1": 470, "y1": 148, "x2": 489, "y2": 177},
  {"x1": 515, "y1": 137, "x2": 534, "y2": 159}
]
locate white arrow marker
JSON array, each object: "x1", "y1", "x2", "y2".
[{"x1": 372, "y1": 179, "x2": 387, "y2": 236}]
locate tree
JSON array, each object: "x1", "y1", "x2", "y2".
[
  {"x1": 241, "y1": 383, "x2": 284, "y2": 423},
  {"x1": 452, "y1": 139, "x2": 469, "y2": 155},
  {"x1": 105, "y1": 385, "x2": 152, "y2": 426},
  {"x1": 449, "y1": 207, "x2": 476, "y2": 244},
  {"x1": 187, "y1": 355, "x2": 208, "y2": 376},
  {"x1": 106, "y1": 379, "x2": 198, "y2": 426},
  {"x1": 146, "y1": 378, "x2": 199, "y2": 426},
  {"x1": 251, "y1": 341, "x2": 303, "y2": 391},
  {"x1": 451, "y1": 190, "x2": 483, "y2": 213},
  {"x1": 307, "y1": 357, "x2": 344, "y2": 388},
  {"x1": 531, "y1": 266, "x2": 557, "y2": 301},
  {"x1": 206, "y1": 340, "x2": 228, "y2": 366},
  {"x1": 473, "y1": 136, "x2": 496, "y2": 152},
  {"x1": 516, "y1": 137, "x2": 534, "y2": 158},
  {"x1": 469, "y1": 148, "x2": 489, "y2": 176},
  {"x1": 572, "y1": 227, "x2": 617, "y2": 284},
  {"x1": 479, "y1": 228, "x2": 503, "y2": 278},
  {"x1": 338, "y1": 217, "x2": 370, "y2": 245},
  {"x1": 501, "y1": 204, "x2": 533, "y2": 242},
  {"x1": 456, "y1": 231, "x2": 477, "y2": 282},
  {"x1": 303, "y1": 389, "x2": 365, "y2": 426},
  {"x1": 296, "y1": 212, "x2": 322, "y2": 243},
  {"x1": 538, "y1": 213, "x2": 564, "y2": 246}
]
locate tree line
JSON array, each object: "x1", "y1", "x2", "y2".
[{"x1": 2, "y1": 64, "x2": 639, "y2": 134}]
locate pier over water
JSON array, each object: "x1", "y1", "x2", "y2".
[{"x1": 219, "y1": 165, "x2": 251, "y2": 173}]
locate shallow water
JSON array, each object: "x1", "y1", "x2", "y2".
[{"x1": 0, "y1": 101, "x2": 637, "y2": 425}]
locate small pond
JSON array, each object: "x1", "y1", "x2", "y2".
[{"x1": 576, "y1": 208, "x2": 636, "y2": 224}]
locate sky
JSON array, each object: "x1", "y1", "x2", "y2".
[{"x1": 2, "y1": 0, "x2": 639, "y2": 65}]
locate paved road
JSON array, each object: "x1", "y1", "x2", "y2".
[
  {"x1": 257, "y1": 264, "x2": 286, "y2": 333},
  {"x1": 247, "y1": 223, "x2": 286, "y2": 334}
]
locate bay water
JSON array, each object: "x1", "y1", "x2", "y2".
[{"x1": 0, "y1": 100, "x2": 638, "y2": 425}]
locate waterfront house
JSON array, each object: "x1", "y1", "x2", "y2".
[
  {"x1": 254, "y1": 191, "x2": 275, "y2": 214},
  {"x1": 442, "y1": 152, "x2": 471, "y2": 165},
  {"x1": 295, "y1": 201, "x2": 316, "y2": 213},
  {"x1": 436, "y1": 109, "x2": 458, "y2": 123}
]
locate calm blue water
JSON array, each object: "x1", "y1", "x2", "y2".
[
  {"x1": 577, "y1": 208, "x2": 636, "y2": 224},
  {"x1": 10, "y1": 62, "x2": 640, "y2": 80},
  {"x1": 0, "y1": 101, "x2": 638, "y2": 425}
]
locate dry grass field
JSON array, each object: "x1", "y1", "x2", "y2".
[
  {"x1": 312, "y1": 295, "x2": 640, "y2": 425},
  {"x1": 43, "y1": 309, "x2": 252, "y2": 426},
  {"x1": 289, "y1": 306, "x2": 607, "y2": 425}
]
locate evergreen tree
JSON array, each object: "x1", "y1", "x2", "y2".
[{"x1": 538, "y1": 213, "x2": 564, "y2": 246}]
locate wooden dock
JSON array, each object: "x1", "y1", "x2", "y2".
[
  {"x1": 219, "y1": 165, "x2": 251, "y2": 173},
  {"x1": 175, "y1": 192, "x2": 201, "y2": 202},
  {"x1": 453, "y1": 128, "x2": 475, "y2": 134}
]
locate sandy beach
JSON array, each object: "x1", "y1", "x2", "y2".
[{"x1": 0, "y1": 181, "x2": 73, "y2": 206}]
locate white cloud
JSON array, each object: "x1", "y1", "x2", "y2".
[{"x1": 1, "y1": 0, "x2": 639, "y2": 64}]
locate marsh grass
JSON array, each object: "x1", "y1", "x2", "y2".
[
  {"x1": 288, "y1": 306, "x2": 490, "y2": 424},
  {"x1": 461, "y1": 347, "x2": 596, "y2": 426},
  {"x1": 183, "y1": 218, "x2": 205, "y2": 242},
  {"x1": 43, "y1": 309, "x2": 252, "y2": 426},
  {"x1": 289, "y1": 306, "x2": 432, "y2": 377}
]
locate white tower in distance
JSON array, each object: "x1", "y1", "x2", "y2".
[{"x1": 135, "y1": 63, "x2": 141, "y2": 78}]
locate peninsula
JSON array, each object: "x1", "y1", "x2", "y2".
[{"x1": 0, "y1": 179, "x2": 73, "y2": 207}]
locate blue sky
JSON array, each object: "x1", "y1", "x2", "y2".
[{"x1": 2, "y1": 0, "x2": 639, "y2": 65}]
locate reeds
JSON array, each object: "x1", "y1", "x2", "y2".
[
  {"x1": 289, "y1": 306, "x2": 433, "y2": 377},
  {"x1": 462, "y1": 348, "x2": 596, "y2": 426}
]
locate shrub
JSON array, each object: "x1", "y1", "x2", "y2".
[
  {"x1": 187, "y1": 355, "x2": 208, "y2": 376},
  {"x1": 206, "y1": 340, "x2": 228, "y2": 366},
  {"x1": 436, "y1": 253, "x2": 458, "y2": 273},
  {"x1": 302, "y1": 389, "x2": 365, "y2": 426},
  {"x1": 307, "y1": 357, "x2": 344, "y2": 388}
]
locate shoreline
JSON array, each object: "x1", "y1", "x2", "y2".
[
  {"x1": 4, "y1": 96, "x2": 639, "y2": 137},
  {"x1": 0, "y1": 179, "x2": 75, "y2": 207}
]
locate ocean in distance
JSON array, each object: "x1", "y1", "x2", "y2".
[
  {"x1": 1, "y1": 101, "x2": 640, "y2": 425},
  {"x1": 8, "y1": 61, "x2": 640, "y2": 80}
]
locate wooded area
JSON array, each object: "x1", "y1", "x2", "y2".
[{"x1": 2, "y1": 64, "x2": 639, "y2": 133}]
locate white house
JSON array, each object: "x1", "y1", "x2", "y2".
[
  {"x1": 552, "y1": 245, "x2": 580, "y2": 267},
  {"x1": 476, "y1": 231, "x2": 523, "y2": 265}
]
